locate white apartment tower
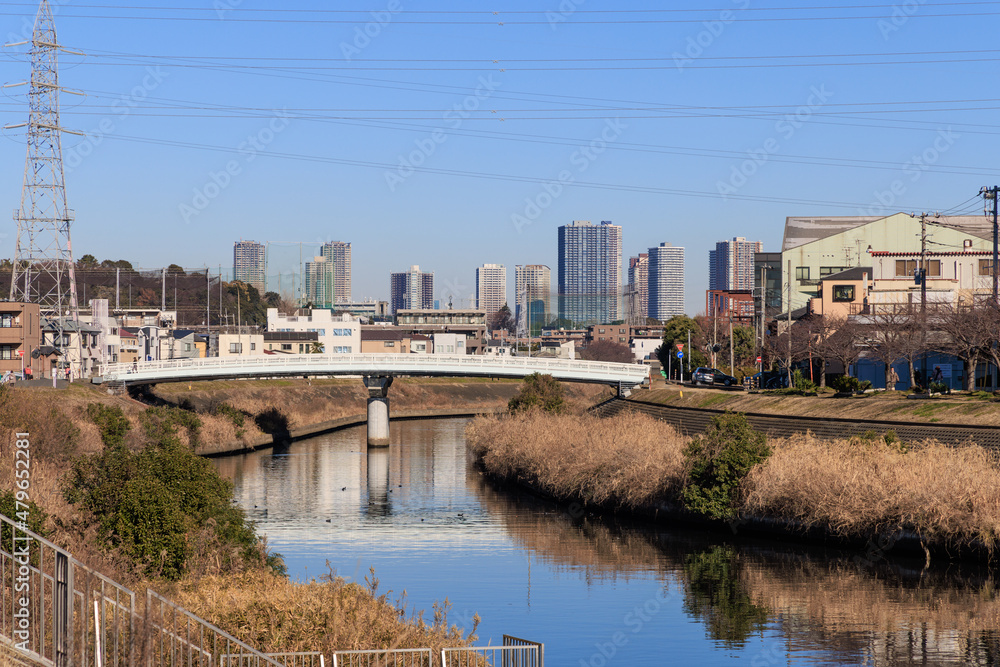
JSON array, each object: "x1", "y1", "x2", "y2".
[
  {"x1": 709, "y1": 237, "x2": 763, "y2": 291},
  {"x1": 320, "y1": 241, "x2": 352, "y2": 304},
  {"x1": 648, "y1": 242, "x2": 685, "y2": 320},
  {"x1": 476, "y1": 264, "x2": 507, "y2": 317}
]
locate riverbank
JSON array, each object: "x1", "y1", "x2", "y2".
[
  {"x1": 151, "y1": 377, "x2": 610, "y2": 455},
  {"x1": 2, "y1": 380, "x2": 578, "y2": 655},
  {"x1": 636, "y1": 384, "x2": 1000, "y2": 425},
  {"x1": 466, "y1": 410, "x2": 1000, "y2": 562}
]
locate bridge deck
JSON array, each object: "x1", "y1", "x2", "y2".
[{"x1": 94, "y1": 353, "x2": 650, "y2": 387}]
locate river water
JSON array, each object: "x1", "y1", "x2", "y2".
[{"x1": 213, "y1": 418, "x2": 1000, "y2": 666}]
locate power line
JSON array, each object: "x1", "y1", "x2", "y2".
[
  {"x1": 0, "y1": 9, "x2": 995, "y2": 23},
  {"x1": 93, "y1": 130, "x2": 947, "y2": 212}
]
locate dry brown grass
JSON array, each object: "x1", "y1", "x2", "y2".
[
  {"x1": 466, "y1": 409, "x2": 687, "y2": 509},
  {"x1": 167, "y1": 568, "x2": 474, "y2": 654},
  {"x1": 470, "y1": 410, "x2": 1000, "y2": 549},
  {"x1": 156, "y1": 378, "x2": 608, "y2": 436},
  {"x1": 745, "y1": 434, "x2": 1000, "y2": 546}
]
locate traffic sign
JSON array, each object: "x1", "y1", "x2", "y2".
[
  {"x1": 677, "y1": 350, "x2": 684, "y2": 359},
  {"x1": 756, "y1": 356, "x2": 762, "y2": 363},
  {"x1": 16, "y1": 350, "x2": 23, "y2": 357},
  {"x1": 675, "y1": 343, "x2": 684, "y2": 351}
]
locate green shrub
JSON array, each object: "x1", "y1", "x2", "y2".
[
  {"x1": 213, "y1": 402, "x2": 246, "y2": 428},
  {"x1": 508, "y1": 373, "x2": 565, "y2": 414},
  {"x1": 86, "y1": 403, "x2": 131, "y2": 450},
  {"x1": 68, "y1": 404, "x2": 258, "y2": 580},
  {"x1": 140, "y1": 405, "x2": 202, "y2": 449},
  {"x1": 682, "y1": 412, "x2": 770, "y2": 520},
  {"x1": 930, "y1": 381, "x2": 948, "y2": 395},
  {"x1": 792, "y1": 369, "x2": 816, "y2": 392},
  {"x1": 0, "y1": 490, "x2": 47, "y2": 542},
  {"x1": 829, "y1": 375, "x2": 874, "y2": 394}
]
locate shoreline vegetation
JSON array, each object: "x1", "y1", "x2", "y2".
[
  {"x1": 467, "y1": 404, "x2": 1000, "y2": 562},
  {"x1": 0, "y1": 378, "x2": 570, "y2": 655}
]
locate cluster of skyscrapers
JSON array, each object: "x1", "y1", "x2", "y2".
[
  {"x1": 233, "y1": 240, "x2": 353, "y2": 308},
  {"x1": 233, "y1": 220, "x2": 691, "y2": 329}
]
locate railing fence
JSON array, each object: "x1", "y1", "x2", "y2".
[
  {"x1": 331, "y1": 647, "x2": 432, "y2": 667},
  {"x1": 3, "y1": 515, "x2": 542, "y2": 667}
]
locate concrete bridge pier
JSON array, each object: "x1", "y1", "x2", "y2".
[{"x1": 363, "y1": 375, "x2": 394, "y2": 447}]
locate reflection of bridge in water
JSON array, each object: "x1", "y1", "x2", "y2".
[{"x1": 95, "y1": 354, "x2": 649, "y2": 446}]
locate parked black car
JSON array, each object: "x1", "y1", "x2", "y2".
[
  {"x1": 749, "y1": 371, "x2": 789, "y2": 389},
  {"x1": 692, "y1": 367, "x2": 738, "y2": 386}
]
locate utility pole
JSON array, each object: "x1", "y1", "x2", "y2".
[
  {"x1": 729, "y1": 317, "x2": 734, "y2": 376},
  {"x1": 786, "y1": 259, "x2": 792, "y2": 388},
  {"x1": 686, "y1": 328, "x2": 691, "y2": 380},
  {"x1": 161, "y1": 267, "x2": 166, "y2": 313},
  {"x1": 759, "y1": 266, "x2": 767, "y2": 373},
  {"x1": 115, "y1": 268, "x2": 120, "y2": 311},
  {"x1": 918, "y1": 212, "x2": 929, "y2": 389},
  {"x1": 981, "y1": 186, "x2": 999, "y2": 305}
]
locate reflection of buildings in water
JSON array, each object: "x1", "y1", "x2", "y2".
[
  {"x1": 469, "y1": 474, "x2": 1000, "y2": 666},
  {"x1": 213, "y1": 418, "x2": 484, "y2": 545}
]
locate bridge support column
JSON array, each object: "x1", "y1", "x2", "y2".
[{"x1": 363, "y1": 375, "x2": 394, "y2": 447}]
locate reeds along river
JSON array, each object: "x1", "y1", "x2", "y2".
[{"x1": 213, "y1": 418, "x2": 1000, "y2": 666}]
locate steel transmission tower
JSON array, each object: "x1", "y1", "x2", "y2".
[{"x1": 9, "y1": 0, "x2": 80, "y2": 326}]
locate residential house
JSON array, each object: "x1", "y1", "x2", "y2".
[
  {"x1": 0, "y1": 302, "x2": 41, "y2": 377},
  {"x1": 267, "y1": 308, "x2": 360, "y2": 354},
  {"x1": 264, "y1": 331, "x2": 319, "y2": 354}
]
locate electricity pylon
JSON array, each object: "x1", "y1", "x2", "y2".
[{"x1": 7, "y1": 0, "x2": 82, "y2": 375}]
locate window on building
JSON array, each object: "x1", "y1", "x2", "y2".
[
  {"x1": 281, "y1": 343, "x2": 292, "y2": 351},
  {"x1": 299, "y1": 344, "x2": 304, "y2": 353},
  {"x1": 384, "y1": 341, "x2": 395, "y2": 347},
  {"x1": 184, "y1": 343, "x2": 192, "y2": 352},
  {"x1": 0, "y1": 345, "x2": 13, "y2": 360},
  {"x1": 229, "y1": 342, "x2": 243, "y2": 354},
  {"x1": 795, "y1": 267, "x2": 810, "y2": 281},
  {"x1": 927, "y1": 260, "x2": 941, "y2": 277},
  {"x1": 895, "y1": 260, "x2": 917, "y2": 276},
  {"x1": 980, "y1": 259, "x2": 994, "y2": 276},
  {"x1": 599, "y1": 328, "x2": 605, "y2": 334},
  {"x1": 832, "y1": 285, "x2": 855, "y2": 302},
  {"x1": 819, "y1": 266, "x2": 848, "y2": 278},
  {"x1": 0, "y1": 315, "x2": 13, "y2": 328}
]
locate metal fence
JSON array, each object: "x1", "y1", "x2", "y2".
[
  {"x1": 221, "y1": 652, "x2": 325, "y2": 667},
  {"x1": 331, "y1": 648, "x2": 432, "y2": 667},
  {"x1": 145, "y1": 589, "x2": 284, "y2": 667},
  {"x1": 2, "y1": 515, "x2": 543, "y2": 667},
  {"x1": 1, "y1": 512, "x2": 136, "y2": 667},
  {"x1": 440, "y1": 645, "x2": 541, "y2": 667}
]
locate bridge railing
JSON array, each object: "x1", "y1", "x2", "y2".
[{"x1": 99, "y1": 354, "x2": 648, "y2": 385}]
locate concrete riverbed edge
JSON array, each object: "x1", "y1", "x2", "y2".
[{"x1": 199, "y1": 407, "x2": 504, "y2": 457}]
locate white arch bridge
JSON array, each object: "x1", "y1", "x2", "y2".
[{"x1": 93, "y1": 354, "x2": 650, "y2": 446}]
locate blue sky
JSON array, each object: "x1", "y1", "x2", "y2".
[{"x1": 0, "y1": 1, "x2": 996, "y2": 314}]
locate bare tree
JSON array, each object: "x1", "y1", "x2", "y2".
[
  {"x1": 865, "y1": 306, "x2": 923, "y2": 389},
  {"x1": 811, "y1": 316, "x2": 865, "y2": 385},
  {"x1": 930, "y1": 301, "x2": 992, "y2": 392}
]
